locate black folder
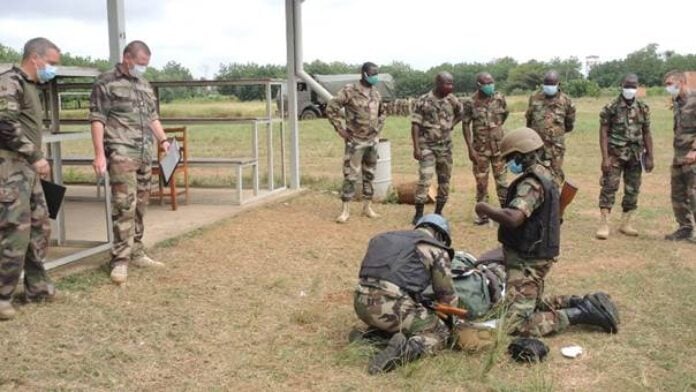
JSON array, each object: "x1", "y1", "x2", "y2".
[
  {"x1": 159, "y1": 138, "x2": 182, "y2": 186},
  {"x1": 40, "y1": 180, "x2": 66, "y2": 220}
]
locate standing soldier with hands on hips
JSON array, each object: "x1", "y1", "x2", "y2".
[{"x1": 326, "y1": 62, "x2": 385, "y2": 224}]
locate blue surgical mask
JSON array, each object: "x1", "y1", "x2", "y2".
[
  {"x1": 507, "y1": 159, "x2": 524, "y2": 174},
  {"x1": 542, "y1": 84, "x2": 558, "y2": 96},
  {"x1": 130, "y1": 64, "x2": 147, "y2": 78},
  {"x1": 666, "y1": 84, "x2": 680, "y2": 97},
  {"x1": 37, "y1": 64, "x2": 57, "y2": 83},
  {"x1": 365, "y1": 73, "x2": 379, "y2": 86}
]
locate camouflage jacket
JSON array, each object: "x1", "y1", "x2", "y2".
[
  {"x1": 0, "y1": 67, "x2": 44, "y2": 163},
  {"x1": 600, "y1": 96, "x2": 650, "y2": 158},
  {"x1": 461, "y1": 92, "x2": 509, "y2": 155},
  {"x1": 411, "y1": 90, "x2": 463, "y2": 145},
  {"x1": 525, "y1": 90, "x2": 576, "y2": 139},
  {"x1": 89, "y1": 64, "x2": 159, "y2": 160},
  {"x1": 672, "y1": 92, "x2": 696, "y2": 165},
  {"x1": 325, "y1": 83, "x2": 385, "y2": 142}
]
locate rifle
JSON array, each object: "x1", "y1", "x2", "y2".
[
  {"x1": 422, "y1": 300, "x2": 469, "y2": 319},
  {"x1": 559, "y1": 179, "x2": 578, "y2": 219}
]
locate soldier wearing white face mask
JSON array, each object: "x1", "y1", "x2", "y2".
[{"x1": 595, "y1": 74, "x2": 653, "y2": 239}]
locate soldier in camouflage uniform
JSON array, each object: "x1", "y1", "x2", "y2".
[
  {"x1": 353, "y1": 214, "x2": 459, "y2": 374},
  {"x1": 326, "y1": 62, "x2": 385, "y2": 224},
  {"x1": 663, "y1": 71, "x2": 696, "y2": 242},
  {"x1": 476, "y1": 128, "x2": 619, "y2": 337},
  {"x1": 89, "y1": 41, "x2": 171, "y2": 284},
  {"x1": 525, "y1": 70, "x2": 576, "y2": 185},
  {"x1": 462, "y1": 72, "x2": 509, "y2": 225},
  {"x1": 596, "y1": 74, "x2": 654, "y2": 239},
  {"x1": 0, "y1": 38, "x2": 61, "y2": 320},
  {"x1": 411, "y1": 72, "x2": 463, "y2": 224}
]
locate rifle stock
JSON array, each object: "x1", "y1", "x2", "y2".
[
  {"x1": 423, "y1": 300, "x2": 468, "y2": 319},
  {"x1": 559, "y1": 179, "x2": 578, "y2": 218}
]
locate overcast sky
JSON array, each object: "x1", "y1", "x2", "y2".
[{"x1": 1, "y1": 0, "x2": 694, "y2": 78}]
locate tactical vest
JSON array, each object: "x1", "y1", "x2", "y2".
[
  {"x1": 498, "y1": 171, "x2": 560, "y2": 259},
  {"x1": 359, "y1": 230, "x2": 453, "y2": 295}
]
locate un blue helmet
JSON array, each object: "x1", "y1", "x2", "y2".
[{"x1": 415, "y1": 214, "x2": 451, "y2": 246}]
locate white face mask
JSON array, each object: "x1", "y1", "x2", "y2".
[
  {"x1": 666, "y1": 84, "x2": 680, "y2": 97},
  {"x1": 129, "y1": 64, "x2": 147, "y2": 78},
  {"x1": 622, "y1": 88, "x2": 637, "y2": 100}
]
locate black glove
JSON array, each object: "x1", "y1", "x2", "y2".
[{"x1": 508, "y1": 337, "x2": 549, "y2": 363}]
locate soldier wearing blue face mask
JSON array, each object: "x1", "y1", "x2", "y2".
[
  {"x1": 0, "y1": 37, "x2": 62, "y2": 320},
  {"x1": 475, "y1": 127, "x2": 619, "y2": 337},
  {"x1": 525, "y1": 70, "x2": 576, "y2": 186}
]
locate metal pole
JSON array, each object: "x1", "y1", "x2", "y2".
[
  {"x1": 285, "y1": 0, "x2": 300, "y2": 189},
  {"x1": 48, "y1": 80, "x2": 66, "y2": 245},
  {"x1": 265, "y1": 82, "x2": 274, "y2": 191},
  {"x1": 293, "y1": 0, "x2": 332, "y2": 102},
  {"x1": 107, "y1": 0, "x2": 126, "y2": 66}
]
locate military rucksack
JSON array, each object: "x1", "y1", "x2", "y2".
[{"x1": 451, "y1": 251, "x2": 505, "y2": 320}]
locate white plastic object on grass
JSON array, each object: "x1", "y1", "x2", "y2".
[{"x1": 561, "y1": 345, "x2": 583, "y2": 358}]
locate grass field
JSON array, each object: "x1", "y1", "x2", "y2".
[{"x1": 1, "y1": 96, "x2": 695, "y2": 391}]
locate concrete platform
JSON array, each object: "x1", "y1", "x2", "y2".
[{"x1": 46, "y1": 185, "x2": 303, "y2": 270}]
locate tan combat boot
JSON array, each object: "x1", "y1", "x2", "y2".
[
  {"x1": 335, "y1": 202, "x2": 350, "y2": 224},
  {"x1": 0, "y1": 300, "x2": 16, "y2": 320},
  {"x1": 596, "y1": 209, "x2": 611, "y2": 239},
  {"x1": 132, "y1": 254, "x2": 165, "y2": 268},
  {"x1": 362, "y1": 200, "x2": 380, "y2": 219},
  {"x1": 619, "y1": 210, "x2": 639, "y2": 236},
  {"x1": 110, "y1": 264, "x2": 128, "y2": 284}
]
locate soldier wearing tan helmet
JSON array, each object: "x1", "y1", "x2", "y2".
[{"x1": 475, "y1": 127, "x2": 620, "y2": 337}]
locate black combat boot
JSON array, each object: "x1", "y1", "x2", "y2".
[
  {"x1": 348, "y1": 327, "x2": 393, "y2": 348},
  {"x1": 565, "y1": 292, "x2": 619, "y2": 333},
  {"x1": 368, "y1": 333, "x2": 425, "y2": 374},
  {"x1": 434, "y1": 201, "x2": 446, "y2": 216},
  {"x1": 412, "y1": 203, "x2": 424, "y2": 225},
  {"x1": 664, "y1": 226, "x2": 693, "y2": 241}
]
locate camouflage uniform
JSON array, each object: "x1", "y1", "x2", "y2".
[
  {"x1": 326, "y1": 83, "x2": 385, "y2": 202},
  {"x1": 525, "y1": 90, "x2": 576, "y2": 184},
  {"x1": 503, "y1": 163, "x2": 573, "y2": 337},
  {"x1": 89, "y1": 65, "x2": 159, "y2": 267},
  {"x1": 598, "y1": 96, "x2": 650, "y2": 211},
  {"x1": 354, "y1": 228, "x2": 458, "y2": 354},
  {"x1": 462, "y1": 92, "x2": 509, "y2": 205},
  {"x1": 670, "y1": 92, "x2": 696, "y2": 230},
  {"x1": 0, "y1": 67, "x2": 54, "y2": 301},
  {"x1": 411, "y1": 91, "x2": 463, "y2": 204}
]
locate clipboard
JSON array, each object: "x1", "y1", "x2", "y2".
[
  {"x1": 158, "y1": 138, "x2": 181, "y2": 186},
  {"x1": 40, "y1": 180, "x2": 66, "y2": 220}
]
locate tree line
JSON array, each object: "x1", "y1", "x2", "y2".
[{"x1": 3, "y1": 42, "x2": 695, "y2": 102}]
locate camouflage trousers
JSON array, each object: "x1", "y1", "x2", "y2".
[
  {"x1": 599, "y1": 153, "x2": 642, "y2": 212},
  {"x1": 670, "y1": 163, "x2": 696, "y2": 229},
  {"x1": 341, "y1": 139, "x2": 378, "y2": 202},
  {"x1": 354, "y1": 278, "x2": 450, "y2": 354},
  {"x1": 541, "y1": 136, "x2": 565, "y2": 186},
  {"x1": 473, "y1": 153, "x2": 507, "y2": 205},
  {"x1": 0, "y1": 150, "x2": 53, "y2": 301},
  {"x1": 108, "y1": 153, "x2": 151, "y2": 267},
  {"x1": 504, "y1": 259, "x2": 573, "y2": 337},
  {"x1": 415, "y1": 141, "x2": 453, "y2": 204}
]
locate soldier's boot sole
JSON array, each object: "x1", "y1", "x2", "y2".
[
  {"x1": 581, "y1": 294, "x2": 619, "y2": 333},
  {"x1": 0, "y1": 300, "x2": 16, "y2": 321}
]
